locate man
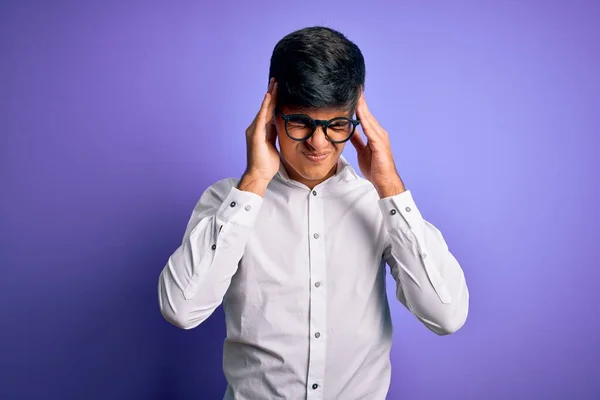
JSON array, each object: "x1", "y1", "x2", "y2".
[{"x1": 158, "y1": 26, "x2": 469, "y2": 400}]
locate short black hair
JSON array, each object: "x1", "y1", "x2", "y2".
[{"x1": 268, "y1": 26, "x2": 366, "y2": 113}]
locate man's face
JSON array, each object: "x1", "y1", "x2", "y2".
[{"x1": 274, "y1": 106, "x2": 353, "y2": 188}]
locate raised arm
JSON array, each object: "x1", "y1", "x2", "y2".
[
  {"x1": 379, "y1": 190, "x2": 469, "y2": 335},
  {"x1": 158, "y1": 178, "x2": 264, "y2": 329}
]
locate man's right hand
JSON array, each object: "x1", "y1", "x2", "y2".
[{"x1": 238, "y1": 78, "x2": 280, "y2": 197}]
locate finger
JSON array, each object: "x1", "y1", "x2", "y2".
[
  {"x1": 359, "y1": 91, "x2": 376, "y2": 122},
  {"x1": 256, "y1": 88, "x2": 274, "y2": 129},
  {"x1": 249, "y1": 83, "x2": 273, "y2": 129},
  {"x1": 266, "y1": 119, "x2": 277, "y2": 147},
  {"x1": 360, "y1": 93, "x2": 387, "y2": 134},
  {"x1": 267, "y1": 82, "x2": 278, "y2": 119},
  {"x1": 248, "y1": 93, "x2": 271, "y2": 141},
  {"x1": 349, "y1": 127, "x2": 366, "y2": 152},
  {"x1": 266, "y1": 77, "x2": 275, "y2": 95},
  {"x1": 356, "y1": 101, "x2": 376, "y2": 141},
  {"x1": 356, "y1": 95, "x2": 384, "y2": 141}
]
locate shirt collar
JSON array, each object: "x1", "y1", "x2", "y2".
[{"x1": 275, "y1": 154, "x2": 359, "y2": 188}]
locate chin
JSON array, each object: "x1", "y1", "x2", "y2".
[
  {"x1": 295, "y1": 159, "x2": 336, "y2": 178},
  {"x1": 298, "y1": 169, "x2": 329, "y2": 181}
]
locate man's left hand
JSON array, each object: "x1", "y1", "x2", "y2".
[{"x1": 350, "y1": 92, "x2": 406, "y2": 199}]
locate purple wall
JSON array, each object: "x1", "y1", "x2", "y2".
[{"x1": 2, "y1": 1, "x2": 599, "y2": 399}]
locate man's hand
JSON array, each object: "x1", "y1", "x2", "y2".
[
  {"x1": 238, "y1": 78, "x2": 280, "y2": 197},
  {"x1": 350, "y1": 91, "x2": 406, "y2": 199}
]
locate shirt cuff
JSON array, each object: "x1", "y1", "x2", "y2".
[
  {"x1": 378, "y1": 189, "x2": 424, "y2": 233},
  {"x1": 215, "y1": 187, "x2": 264, "y2": 228}
]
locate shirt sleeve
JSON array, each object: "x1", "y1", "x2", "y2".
[
  {"x1": 379, "y1": 189, "x2": 469, "y2": 335},
  {"x1": 158, "y1": 178, "x2": 264, "y2": 329}
]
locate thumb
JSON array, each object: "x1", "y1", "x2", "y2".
[{"x1": 350, "y1": 128, "x2": 366, "y2": 152}]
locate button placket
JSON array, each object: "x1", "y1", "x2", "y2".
[{"x1": 306, "y1": 188, "x2": 327, "y2": 396}]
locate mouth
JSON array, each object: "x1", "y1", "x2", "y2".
[{"x1": 303, "y1": 152, "x2": 330, "y2": 163}]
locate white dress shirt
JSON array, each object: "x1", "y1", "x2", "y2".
[{"x1": 158, "y1": 155, "x2": 469, "y2": 400}]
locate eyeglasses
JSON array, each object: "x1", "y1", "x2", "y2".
[{"x1": 276, "y1": 109, "x2": 360, "y2": 144}]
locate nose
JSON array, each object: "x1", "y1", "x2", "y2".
[{"x1": 306, "y1": 125, "x2": 330, "y2": 149}]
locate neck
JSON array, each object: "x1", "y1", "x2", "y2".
[{"x1": 281, "y1": 158, "x2": 338, "y2": 190}]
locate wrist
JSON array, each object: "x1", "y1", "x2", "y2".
[
  {"x1": 376, "y1": 180, "x2": 406, "y2": 199},
  {"x1": 238, "y1": 172, "x2": 270, "y2": 197}
]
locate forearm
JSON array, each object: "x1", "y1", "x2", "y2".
[
  {"x1": 380, "y1": 190, "x2": 469, "y2": 335},
  {"x1": 159, "y1": 182, "x2": 264, "y2": 329},
  {"x1": 159, "y1": 217, "x2": 252, "y2": 329},
  {"x1": 386, "y1": 223, "x2": 469, "y2": 334}
]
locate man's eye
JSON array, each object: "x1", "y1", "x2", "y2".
[
  {"x1": 330, "y1": 121, "x2": 350, "y2": 130},
  {"x1": 289, "y1": 119, "x2": 310, "y2": 127}
]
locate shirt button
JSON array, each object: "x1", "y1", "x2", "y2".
[
  {"x1": 422, "y1": 253, "x2": 427, "y2": 259},
  {"x1": 230, "y1": 201, "x2": 236, "y2": 207},
  {"x1": 211, "y1": 244, "x2": 216, "y2": 250},
  {"x1": 405, "y1": 206, "x2": 412, "y2": 212},
  {"x1": 312, "y1": 190, "x2": 317, "y2": 196},
  {"x1": 312, "y1": 384, "x2": 319, "y2": 390},
  {"x1": 315, "y1": 332, "x2": 320, "y2": 338},
  {"x1": 390, "y1": 209, "x2": 397, "y2": 215},
  {"x1": 315, "y1": 281, "x2": 321, "y2": 288},
  {"x1": 313, "y1": 233, "x2": 320, "y2": 239},
  {"x1": 245, "y1": 205, "x2": 251, "y2": 211}
]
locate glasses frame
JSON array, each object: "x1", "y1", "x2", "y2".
[{"x1": 276, "y1": 108, "x2": 361, "y2": 144}]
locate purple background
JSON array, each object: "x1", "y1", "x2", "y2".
[{"x1": 2, "y1": 1, "x2": 599, "y2": 399}]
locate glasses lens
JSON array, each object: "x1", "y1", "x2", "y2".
[
  {"x1": 285, "y1": 116, "x2": 314, "y2": 140},
  {"x1": 327, "y1": 118, "x2": 355, "y2": 142}
]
